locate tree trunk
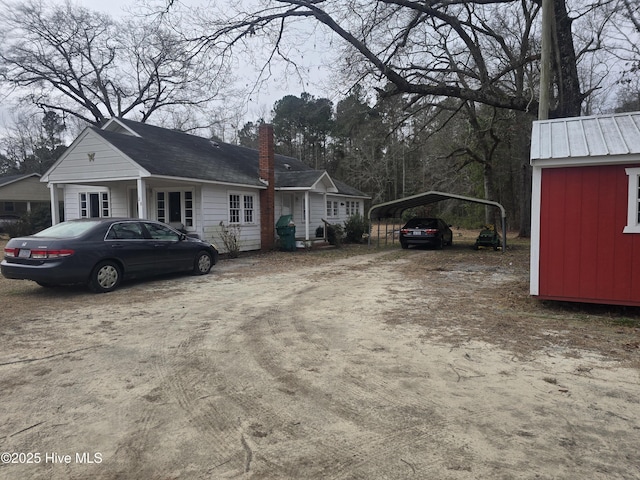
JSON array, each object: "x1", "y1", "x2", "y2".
[
  {"x1": 551, "y1": 0, "x2": 583, "y2": 118},
  {"x1": 483, "y1": 163, "x2": 498, "y2": 226}
]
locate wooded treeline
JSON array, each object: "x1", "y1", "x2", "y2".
[
  {"x1": 1, "y1": 0, "x2": 639, "y2": 235},
  {"x1": 238, "y1": 89, "x2": 534, "y2": 230}
]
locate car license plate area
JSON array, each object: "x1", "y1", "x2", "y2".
[
  {"x1": 413, "y1": 231, "x2": 422, "y2": 236},
  {"x1": 18, "y1": 249, "x2": 31, "y2": 258}
]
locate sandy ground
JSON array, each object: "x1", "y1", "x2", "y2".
[{"x1": 0, "y1": 233, "x2": 639, "y2": 479}]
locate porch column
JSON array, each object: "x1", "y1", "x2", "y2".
[
  {"x1": 137, "y1": 177, "x2": 147, "y2": 219},
  {"x1": 304, "y1": 191, "x2": 310, "y2": 240},
  {"x1": 49, "y1": 183, "x2": 60, "y2": 225}
]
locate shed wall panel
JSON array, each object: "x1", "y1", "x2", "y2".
[
  {"x1": 539, "y1": 164, "x2": 640, "y2": 305},
  {"x1": 578, "y1": 168, "x2": 599, "y2": 299}
]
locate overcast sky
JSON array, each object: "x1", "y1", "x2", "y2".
[{"x1": 74, "y1": 0, "x2": 334, "y2": 124}]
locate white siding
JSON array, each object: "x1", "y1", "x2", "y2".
[
  {"x1": 109, "y1": 183, "x2": 129, "y2": 217},
  {"x1": 324, "y1": 195, "x2": 364, "y2": 225},
  {"x1": 47, "y1": 131, "x2": 143, "y2": 183},
  {"x1": 201, "y1": 185, "x2": 261, "y2": 252},
  {"x1": 275, "y1": 191, "x2": 363, "y2": 240},
  {"x1": 63, "y1": 184, "x2": 110, "y2": 219}
]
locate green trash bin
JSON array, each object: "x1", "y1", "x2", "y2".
[{"x1": 276, "y1": 215, "x2": 296, "y2": 251}]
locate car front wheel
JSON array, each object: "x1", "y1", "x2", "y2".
[
  {"x1": 193, "y1": 251, "x2": 213, "y2": 275},
  {"x1": 89, "y1": 261, "x2": 121, "y2": 293}
]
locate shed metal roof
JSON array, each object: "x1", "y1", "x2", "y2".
[{"x1": 530, "y1": 112, "x2": 640, "y2": 163}]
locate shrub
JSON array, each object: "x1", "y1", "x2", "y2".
[
  {"x1": 344, "y1": 213, "x2": 368, "y2": 244},
  {"x1": 218, "y1": 221, "x2": 241, "y2": 258},
  {"x1": 5, "y1": 206, "x2": 52, "y2": 238},
  {"x1": 315, "y1": 225, "x2": 324, "y2": 238},
  {"x1": 326, "y1": 223, "x2": 344, "y2": 247}
]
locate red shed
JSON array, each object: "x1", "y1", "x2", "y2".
[{"x1": 530, "y1": 112, "x2": 640, "y2": 306}]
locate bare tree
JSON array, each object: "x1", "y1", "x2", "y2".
[
  {"x1": 166, "y1": 0, "x2": 634, "y2": 236},
  {"x1": 185, "y1": 0, "x2": 617, "y2": 119},
  {"x1": 0, "y1": 0, "x2": 231, "y2": 126},
  {"x1": 0, "y1": 110, "x2": 66, "y2": 174}
]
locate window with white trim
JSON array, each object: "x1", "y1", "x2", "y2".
[
  {"x1": 346, "y1": 200, "x2": 360, "y2": 216},
  {"x1": 244, "y1": 195, "x2": 254, "y2": 223},
  {"x1": 229, "y1": 193, "x2": 256, "y2": 225},
  {"x1": 80, "y1": 192, "x2": 110, "y2": 218},
  {"x1": 155, "y1": 190, "x2": 194, "y2": 228},
  {"x1": 326, "y1": 200, "x2": 339, "y2": 218},
  {"x1": 624, "y1": 168, "x2": 640, "y2": 234}
]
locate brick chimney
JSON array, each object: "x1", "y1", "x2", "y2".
[{"x1": 259, "y1": 124, "x2": 275, "y2": 251}]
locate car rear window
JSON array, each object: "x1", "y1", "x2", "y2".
[
  {"x1": 406, "y1": 219, "x2": 438, "y2": 229},
  {"x1": 33, "y1": 220, "x2": 102, "y2": 238}
]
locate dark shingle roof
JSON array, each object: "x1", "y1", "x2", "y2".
[
  {"x1": 0, "y1": 173, "x2": 40, "y2": 187},
  {"x1": 276, "y1": 170, "x2": 327, "y2": 188},
  {"x1": 90, "y1": 118, "x2": 367, "y2": 197}
]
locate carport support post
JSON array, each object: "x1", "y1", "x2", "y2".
[
  {"x1": 385, "y1": 220, "x2": 389, "y2": 246},
  {"x1": 501, "y1": 215, "x2": 507, "y2": 252}
]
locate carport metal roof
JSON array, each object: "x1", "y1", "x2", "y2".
[{"x1": 368, "y1": 191, "x2": 507, "y2": 251}]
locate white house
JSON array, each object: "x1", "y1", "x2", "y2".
[{"x1": 41, "y1": 118, "x2": 369, "y2": 252}]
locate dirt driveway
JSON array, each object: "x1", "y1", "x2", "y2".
[{"x1": 1, "y1": 234, "x2": 639, "y2": 479}]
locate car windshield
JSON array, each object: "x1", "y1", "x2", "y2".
[{"x1": 32, "y1": 220, "x2": 102, "y2": 238}]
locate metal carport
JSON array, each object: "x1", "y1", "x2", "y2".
[{"x1": 368, "y1": 191, "x2": 507, "y2": 251}]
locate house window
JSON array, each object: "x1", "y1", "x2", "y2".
[
  {"x1": 229, "y1": 193, "x2": 255, "y2": 225},
  {"x1": 624, "y1": 168, "x2": 640, "y2": 234},
  {"x1": 184, "y1": 191, "x2": 193, "y2": 227},
  {"x1": 3, "y1": 202, "x2": 15, "y2": 213},
  {"x1": 326, "y1": 200, "x2": 339, "y2": 218},
  {"x1": 155, "y1": 190, "x2": 194, "y2": 228},
  {"x1": 80, "y1": 192, "x2": 110, "y2": 218},
  {"x1": 244, "y1": 195, "x2": 254, "y2": 223},
  {"x1": 346, "y1": 200, "x2": 360, "y2": 216}
]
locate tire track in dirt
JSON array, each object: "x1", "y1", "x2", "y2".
[
  {"x1": 223, "y1": 254, "x2": 467, "y2": 478},
  {"x1": 151, "y1": 320, "x2": 247, "y2": 475}
]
